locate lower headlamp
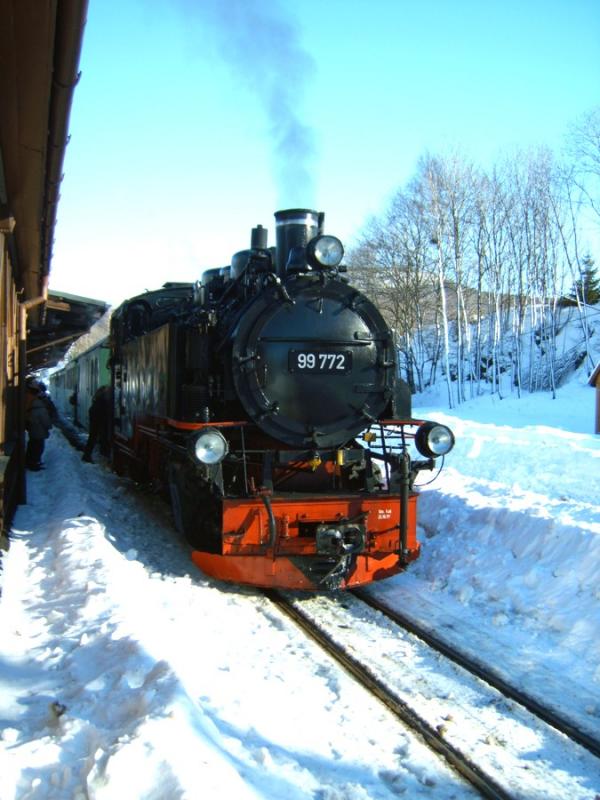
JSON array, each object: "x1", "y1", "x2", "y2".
[
  {"x1": 190, "y1": 428, "x2": 228, "y2": 465},
  {"x1": 415, "y1": 422, "x2": 455, "y2": 459}
]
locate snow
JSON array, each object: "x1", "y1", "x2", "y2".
[{"x1": 1, "y1": 367, "x2": 600, "y2": 798}]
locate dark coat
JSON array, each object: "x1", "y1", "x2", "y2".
[
  {"x1": 89, "y1": 385, "x2": 111, "y2": 422},
  {"x1": 26, "y1": 394, "x2": 53, "y2": 440}
]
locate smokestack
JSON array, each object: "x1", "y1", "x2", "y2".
[{"x1": 274, "y1": 208, "x2": 321, "y2": 276}]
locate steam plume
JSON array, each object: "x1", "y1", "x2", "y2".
[{"x1": 192, "y1": 0, "x2": 317, "y2": 206}]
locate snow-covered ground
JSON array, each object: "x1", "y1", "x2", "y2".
[
  {"x1": 1, "y1": 368, "x2": 600, "y2": 798},
  {"x1": 369, "y1": 372, "x2": 600, "y2": 738}
]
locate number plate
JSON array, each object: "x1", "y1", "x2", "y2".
[{"x1": 288, "y1": 350, "x2": 352, "y2": 373}]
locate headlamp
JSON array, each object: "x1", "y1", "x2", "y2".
[
  {"x1": 415, "y1": 422, "x2": 455, "y2": 459},
  {"x1": 190, "y1": 428, "x2": 228, "y2": 465},
  {"x1": 307, "y1": 235, "x2": 344, "y2": 269}
]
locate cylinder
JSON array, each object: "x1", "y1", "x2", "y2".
[
  {"x1": 251, "y1": 224, "x2": 268, "y2": 250},
  {"x1": 274, "y1": 209, "x2": 321, "y2": 276}
]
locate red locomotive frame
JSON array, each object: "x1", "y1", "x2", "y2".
[{"x1": 113, "y1": 415, "x2": 427, "y2": 591}]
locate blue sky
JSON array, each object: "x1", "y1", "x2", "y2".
[{"x1": 51, "y1": 0, "x2": 600, "y2": 306}]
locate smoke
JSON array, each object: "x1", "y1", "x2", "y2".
[{"x1": 188, "y1": 0, "x2": 317, "y2": 206}]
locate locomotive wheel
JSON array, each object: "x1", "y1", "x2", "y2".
[{"x1": 167, "y1": 461, "x2": 221, "y2": 552}]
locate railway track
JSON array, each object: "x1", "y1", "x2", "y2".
[
  {"x1": 354, "y1": 587, "x2": 600, "y2": 761},
  {"x1": 265, "y1": 589, "x2": 511, "y2": 800},
  {"x1": 265, "y1": 589, "x2": 600, "y2": 800}
]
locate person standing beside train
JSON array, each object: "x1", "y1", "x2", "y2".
[
  {"x1": 37, "y1": 380, "x2": 59, "y2": 424},
  {"x1": 25, "y1": 381, "x2": 53, "y2": 471},
  {"x1": 82, "y1": 385, "x2": 111, "y2": 463}
]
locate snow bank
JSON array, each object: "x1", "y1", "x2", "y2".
[{"x1": 369, "y1": 374, "x2": 600, "y2": 733}]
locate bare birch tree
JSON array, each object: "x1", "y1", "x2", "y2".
[
  {"x1": 348, "y1": 119, "x2": 596, "y2": 407},
  {"x1": 566, "y1": 105, "x2": 600, "y2": 221}
]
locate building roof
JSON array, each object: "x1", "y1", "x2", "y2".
[
  {"x1": 27, "y1": 290, "x2": 108, "y2": 369},
  {"x1": 0, "y1": 0, "x2": 105, "y2": 368}
]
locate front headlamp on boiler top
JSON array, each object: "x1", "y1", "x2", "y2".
[{"x1": 306, "y1": 235, "x2": 344, "y2": 269}]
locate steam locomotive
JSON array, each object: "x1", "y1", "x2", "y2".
[{"x1": 59, "y1": 209, "x2": 455, "y2": 589}]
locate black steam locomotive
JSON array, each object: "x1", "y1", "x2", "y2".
[{"x1": 105, "y1": 209, "x2": 454, "y2": 589}]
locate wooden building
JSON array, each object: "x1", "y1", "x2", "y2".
[{"x1": 0, "y1": 0, "x2": 106, "y2": 534}]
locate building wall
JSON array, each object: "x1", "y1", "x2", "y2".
[{"x1": 0, "y1": 227, "x2": 24, "y2": 534}]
